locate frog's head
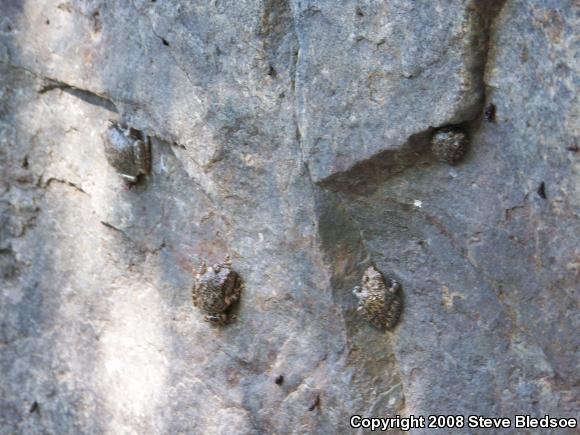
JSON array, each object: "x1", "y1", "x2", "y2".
[{"x1": 362, "y1": 265, "x2": 383, "y2": 287}]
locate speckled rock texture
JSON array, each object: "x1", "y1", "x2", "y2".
[{"x1": 1, "y1": 1, "x2": 578, "y2": 434}]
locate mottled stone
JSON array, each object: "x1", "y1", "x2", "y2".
[{"x1": 1, "y1": 0, "x2": 578, "y2": 434}]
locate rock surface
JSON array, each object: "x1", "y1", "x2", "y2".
[{"x1": 0, "y1": 0, "x2": 578, "y2": 434}]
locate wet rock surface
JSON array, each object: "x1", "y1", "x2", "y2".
[{"x1": 1, "y1": 1, "x2": 578, "y2": 434}]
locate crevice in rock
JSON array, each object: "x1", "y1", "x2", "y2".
[
  {"x1": 319, "y1": 130, "x2": 434, "y2": 195},
  {"x1": 472, "y1": 0, "x2": 508, "y2": 125},
  {"x1": 258, "y1": 0, "x2": 295, "y2": 71},
  {"x1": 311, "y1": 0, "x2": 507, "y2": 192},
  {"x1": 290, "y1": 43, "x2": 306, "y2": 175},
  {"x1": 39, "y1": 78, "x2": 117, "y2": 113},
  {"x1": 100, "y1": 220, "x2": 123, "y2": 234},
  {"x1": 43, "y1": 177, "x2": 88, "y2": 195},
  {"x1": 312, "y1": 188, "x2": 407, "y2": 414},
  {"x1": 1, "y1": 63, "x2": 157, "y2": 128},
  {"x1": 305, "y1": 3, "x2": 511, "y2": 418},
  {"x1": 100, "y1": 220, "x2": 164, "y2": 260}
]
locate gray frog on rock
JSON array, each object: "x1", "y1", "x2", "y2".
[
  {"x1": 192, "y1": 256, "x2": 243, "y2": 325},
  {"x1": 353, "y1": 265, "x2": 403, "y2": 330},
  {"x1": 103, "y1": 122, "x2": 150, "y2": 182}
]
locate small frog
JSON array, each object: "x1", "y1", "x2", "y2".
[
  {"x1": 352, "y1": 265, "x2": 403, "y2": 330},
  {"x1": 192, "y1": 256, "x2": 243, "y2": 325},
  {"x1": 103, "y1": 122, "x2": 150, "y2": 182},
  {"x1": 431, "y1": 127, "x2": 468, "y2": 165}
]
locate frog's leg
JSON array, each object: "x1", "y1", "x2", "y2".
[
  {"x1": 135, "y1": 139, "x2": 150, "y2": 175},
  {"x1": 224, "y1": 278, "x2": 243, "y2": 306},
  {"x1": 204, "y1": 313, "x2": 229, "y2": 326}
]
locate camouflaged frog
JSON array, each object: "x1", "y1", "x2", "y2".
[
  {"x1": 353, "y1": 265, "x2": 403, "y2": 330},
  {"x1": 103, "y1": 122, "x2": 150, "y2": 182},
  {"x1": 192, "y1": 256, "x2": 243, "y2": 325},
  {"x1": 431, "y1": 127, "x2": 468, "y2": 165}
]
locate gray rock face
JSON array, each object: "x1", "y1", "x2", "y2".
[
  {"x1": 293, "y1": 0, "x2": 492, "y2": 182},
  {"x1": 1, "y1": 0, "x2": 578, "y2": 434}
]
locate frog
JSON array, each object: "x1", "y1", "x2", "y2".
[
  {"x1": 431, "y1": 127, "x2": 469, "y2": 165},
  {"x1": 103, "y1": 122, "x2": 150, "y2": 182},
  {"x1": 192, "y1": 256, "x2": 243, "y2": 325},
  {"x1": 352, "y1": 265, "x2": 403, "y2": 330}
]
